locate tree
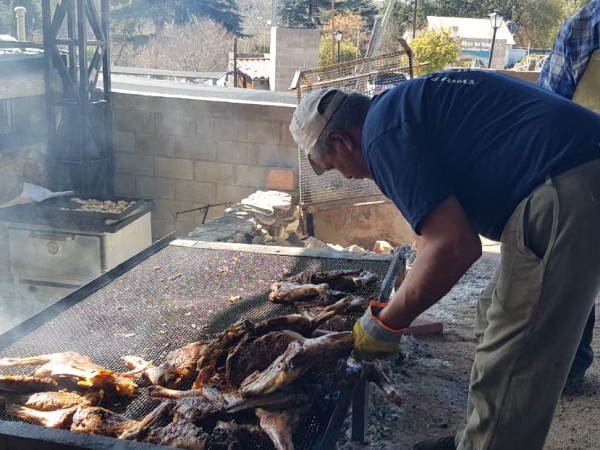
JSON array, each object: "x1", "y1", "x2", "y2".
[
  {"x1": 0, "y1": 0, "x2": 42, "y2": 39},
  {"x1": 319, "y1": 33, "x2": 361, "y2": 66},
  {"x1": 279, "y1": 0, "x2": 378, "y2": 29},
  {"x1": 130, "y1": 18, "x2": 231, "y2": 71},
  {"x1": 410, "y1": 28, "x2": 461, "y2": 74},
  {"x1": 110, "y1": 0, "x2": 244, "y2": 39},
  {"x1": 389, "y1": 0, "x2": 577, "y2": 49}
]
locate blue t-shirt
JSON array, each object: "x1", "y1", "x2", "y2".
[{"x1": 363, "y1": 69, "x2": 600, "y2": 241}]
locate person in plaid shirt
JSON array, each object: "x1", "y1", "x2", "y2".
[
  {"x1": 538, "y1": 0, "x2": 600, "y2": 99},
  {"x1": 538, "y1": 0, "x2": 600, "y2": 386}
]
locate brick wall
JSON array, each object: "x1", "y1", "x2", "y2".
[{"x1": 112, "y1": 92, "x2": 298, "y2": 240}]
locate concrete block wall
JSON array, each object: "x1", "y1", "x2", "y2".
[
  {"x1": 112, "y1": 92, "x2": 298, "y2": 240},
  {"x1": 270, "y1": 27, "x2": 320, "y2": 92}
]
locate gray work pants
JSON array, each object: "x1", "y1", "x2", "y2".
[{"x1": 457, "y1": 158, "x2": 600, "y2": 450}]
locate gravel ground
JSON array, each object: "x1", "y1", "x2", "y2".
[{"x1": 336, "y1": 247, "x2": 600, "y2": 450}]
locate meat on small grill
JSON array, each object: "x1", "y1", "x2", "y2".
[
  {"x1": 1, "y1": 390, "x2": 102, "y2": 412},
  {"x1": 123, "y1": 340, "x2": 207, "y2": 389},
  {"x1": 239, "y1": 331, "x2": 354, "y2": 397},
  {"x1": 268, "y1": 281, "x2": 329, "y2": 303},
  {"x1": 0, "y1": 374, "x2": 59, "y2": 393},
  {"x1": 0, "y1": 352, "x2": 138, "y2": 396},
  {"x1": 286, "y1": 269, "x2": 379, "y2": 291}
]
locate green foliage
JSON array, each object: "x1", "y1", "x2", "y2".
[
  {"x1": 110, "y1": 0, "x2": 244, "y2": 38},
  {"x1": 411, "y1": 28, "x2": 461, "y2": 74},
  {"x1": 388, "y1": 0, "x2": 580, "y2": 49},
  {"x1": 319, "y1": 34, "x2": 361, "y2": 66},
  {"x1": 0, "y1": 0, "x2": 42, "y2": 38},
  {"x1": 279, "y1": 0, "x2": 377, "y2": 29}
]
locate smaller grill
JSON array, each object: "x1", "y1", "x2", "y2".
[{"x1": 0, "y1": 195, "x2": 153, "y2": 233}]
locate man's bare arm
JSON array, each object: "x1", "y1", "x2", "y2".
[{"x1": 378, "y1": 195, "x2": 482, "y2": 329}]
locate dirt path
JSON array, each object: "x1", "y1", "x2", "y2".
[{"x1": 337, "y1": 249, "x2": 600, "y2": 450}]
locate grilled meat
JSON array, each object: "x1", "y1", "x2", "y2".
[
  {"x1": 0, "y1": 374, "x2": 59, "y2": 393},
  {"x1": 239, "y1": 331, "x2": 354, "y2": 397},
  {"x1": 210, "y1": 420, "x2": 269, "y2": 450},
  {"x1": 147, "y1": 385, "x2": 313, "y2": 423},
  {"x1": 123, "y1": 340, "x2": 206, "y2": 388},
  {"x1": 286, "y1": 269, "x2": 379, "y2": 291},
  {"x1": 0, "y1": 352, "x2": 138, "y2": 396},
  {"x1": 70, "y1": 406, "x2": 140, "y2": 437},
  {"x1": 255, "y1": 405, "x2": 310, "y2": 450},
  {"x1": 1, "y1": 390, "x2": 102, "y2": 411},
  {"x1": 225, "y1": 330, "x2": 305, "y2": 387},
  {"x1": 6, "y1": 404, "x2": 78, "y2": 428},
  {"x1": 268, "y1": 282, "x2": 329, "y2": 303},
  {"x1": 144, "y1": 420, "x2": 209, "y2": 450}
]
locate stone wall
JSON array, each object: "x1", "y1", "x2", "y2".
[{"x1": 112, "y1": 92, "x2": 299, "y2": 240}]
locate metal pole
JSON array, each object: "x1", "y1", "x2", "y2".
[
  {"x1": 271, "y1": 0, "x2": 277, "y2": 27},
  {"x1": 331, "y1": 0, "x2": 335, "y2": 64},
  {"x1": 337, "y1": 39, "x2": 341, "y2": 63},
  {"x1": 412, "y1": 0, "x2": 418, "y2": 41},
  {"x1": 488, "y1": 26, "x2": 498, "y2": 68}
]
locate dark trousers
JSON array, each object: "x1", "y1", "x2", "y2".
[{"x1": 570, "y1": 305, "x2": 595, "y2": 379}]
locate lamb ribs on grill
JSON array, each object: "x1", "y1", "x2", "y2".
[
  {"x1": 0, "y1": 267, "x2": 399, "y2": 450},
  {"x1": 0, "y1": 351, "x2": 138, "y2": 396}
]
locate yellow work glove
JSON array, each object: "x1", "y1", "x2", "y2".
[{"x1": 353, "y1": 301, "x2": 406, "y2": 362}]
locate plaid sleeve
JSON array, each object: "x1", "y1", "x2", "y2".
[{"x1": 537, "y1": 1, "x2": 600, "y2": 100}]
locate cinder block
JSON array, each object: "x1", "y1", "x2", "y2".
[
  {"x1": 216, "y1": 141, "x2": 250, "y2": 164},
  {"x1": 247, "y1": 122, "x2": 281, "y2": 145},
  {"x1": 136, "y1": 176, "x2": 176, "y2": 199},
  {"x1": 115, "y1": 153, "x2": 154, "y2": 176},
  {"x1": 195, "y1": 161, "x2": 235, "y2": 184},
  {"x1": 135, "y1": 132, "x2": 176, "y2": 157},
  {"x1": 156, "y1": 113, "x2": 196, "y2": 137},
  {"x1": 174, "y1": 136, "x2": 217, "y2": 161},
  {"x1": 116, "y1": 109, "x2": 155, "y2": 133},
  {"x1": 175, "y1": 180, "x2": 217, "y2": 202},
  {"x1": 266, "y1": 169, "x2": 296, "y2": 191},
  {"x1": 216, "y1": 184, "x2": 256, "y2": 204},
  {"x1": 235, "y1": 165, "x2": 269, "y2": 188},
  {"x1": 113, "y1": 173, "x2": 136, "y2": 195},
  {"x1": 155, "y1": 157, "x2": 194, "y2": 180},
  {"x1": 114, "y1": 130, "x2": 135, "y2": 153},
  {"x1": 152, "y1": 199, "x2": 196, "y2": 220}
]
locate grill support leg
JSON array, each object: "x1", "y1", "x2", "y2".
[{"x1": 351, "y1": 380, "x2": 369, "y2": 441}]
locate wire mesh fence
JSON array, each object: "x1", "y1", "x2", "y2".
[{"x1": 291, "y1": 47, "x2": 414, "y2": 208}]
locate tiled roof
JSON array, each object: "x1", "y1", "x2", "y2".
[{"x1": 236, "y1": 56, "x2": 270, "y2": 80}]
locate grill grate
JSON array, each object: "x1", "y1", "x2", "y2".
[{"x1": 0, "y1": 241, "x2": 395, "y2": 449}]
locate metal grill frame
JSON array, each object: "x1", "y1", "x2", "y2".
[
  {"x1": 0, "y1": 239, "x2": 404, "y2": 450},
  {"x1": 291, "y1": 47, "x2": 414, "y2": 210}
]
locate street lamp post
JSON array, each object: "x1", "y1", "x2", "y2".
[
  {"x1": 488, "y1": 10, "x2": 504, "y2": 69},
  {"x1": 335, "y1": 29, "x2": 343, "y2": 63}
]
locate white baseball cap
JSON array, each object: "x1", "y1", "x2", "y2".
[{"x1": 289, "y1": 88, "x2": 347, "y2": 175}]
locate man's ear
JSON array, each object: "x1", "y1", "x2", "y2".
[{"x1": 327, "y1": 129, "x2": 350, "y2": 150}]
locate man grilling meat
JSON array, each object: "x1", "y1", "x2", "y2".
[{"x1": 288, "y1": 69, "x2": 600, "y2": 450}]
